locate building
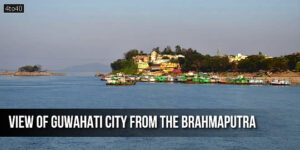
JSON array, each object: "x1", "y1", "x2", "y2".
[
  {"x1": 150, "y1": 51, "x2": 158, "y2": 62},
  {"x1": 228, "y1": 53, "x2": 248, "y2": 62},
  {"x1": 150, "y1": 64, "x2": 161, "y2": 72},
  {"x1": 154, "y1": 59, "x2": 169, "y2": 64},
  {"x1": 137, "y1": 62, "x2": 149, "y2": 72},
  {"x1": 162, "y1": 54, "x2": 185, "y2": 60},
  {"x1": 160, "y1": 63, "x2": 180, "y2": 73},
  {"x1": 134, "y1": 51, "x2": 184, "y2": 74},
  {"x1": 133, "y1": 55, "x2": 149, "y2": 64}
]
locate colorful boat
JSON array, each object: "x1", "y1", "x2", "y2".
[
  {"x1": 156, "y1": 76, "x2": 166, "y2": 82},
  {"x1": 229, "y1": 76, "x2": 248, "y2": 84}
]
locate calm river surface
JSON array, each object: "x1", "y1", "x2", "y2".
[{"x1": 0, "y1": 75, "x2": 299, "y2": 149}]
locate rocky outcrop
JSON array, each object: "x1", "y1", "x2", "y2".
[{"x1": 95, "y1": 72, "x2": 104, "y2": 77}]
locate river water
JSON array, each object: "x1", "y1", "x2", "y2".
[{"x1": 0, "y1": 75, "x2": 299, "y2": 149}]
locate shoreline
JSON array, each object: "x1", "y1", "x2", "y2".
[
  {"x1": 101, "y1": 71, "x2": 300, "y2": 85},
  {"x1": 0, "y1": 71, "x2": 67, "y2": 76}
]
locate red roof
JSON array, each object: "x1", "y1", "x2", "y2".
[{"x1": 173, "y1": 69, "x2": 182, "y2": 74}]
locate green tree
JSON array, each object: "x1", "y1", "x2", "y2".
[
  {"x1": 124, "y1": 49, "x2": 139, "y2": 60},
  {"x1": 110, "y1": 59, "x2": 137, "y2": 75},
  {"x1": 170, "y1": 58, "x2": 179, "y2": 63},
  {"x1": 270, "y1": 57, "x2": 288, "y2": 72},
  {"x1": 161, "y1": 46, "x2": 174, "y2": 54},
  {"x1": 175, "y1": 45, "x2": 182, "y2": 54},
  {"x1": 295, "y1": 62, "x2": 300, "y2": 72},
  {"x1": 284, "y1": 55, "x2": 299, "y2": 71},
  {"x1": 18, "y1": 65, "x2": 42, "y2": 72},
  {"x1": 152, "y1": 47, "x2": 160, "y2": 54},
  {"x1": 237, "y1": 55, "x2": 265, "y2": 72}
]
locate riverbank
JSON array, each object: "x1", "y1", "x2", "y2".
[
  {"x1": 215, "y1": 71, "x2": 300, "y2": 85},
  {"x1": 100, "y1": 71, "x2": 300, "y2": 85},
  {"x1": 0, "y1": 71, "x2": 67, "y2": 76}
]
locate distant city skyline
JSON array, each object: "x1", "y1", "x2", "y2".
[{"x1": 1, "y1": 0, "x2": 300, "y2": 70}]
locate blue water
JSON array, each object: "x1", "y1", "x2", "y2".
[{"x1": 0, "y1": 75, "x2": 300, "y2": 149}]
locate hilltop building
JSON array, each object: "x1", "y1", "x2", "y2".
[
  {"x1": 133, "y1": 51, "x2": 184, "y2": 74},
  {"x1": 228, "y1": 53, "x2": 248, "y2": 62}
]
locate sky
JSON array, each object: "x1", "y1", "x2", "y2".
[{"x1": 0, "y1": 0, "x2": 300, "y2": 70}]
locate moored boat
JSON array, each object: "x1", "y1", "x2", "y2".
[
  {"x1": 270, "y1": 79, "x2": 290, "y2": 85},
  {"x1": 249, "y1": 79, "x2": 264, "y2": 84},
  {"x1": 229, "y1": 76, "x2": 249, "y2": 84},
  {"x1": 149, "y1": 76, "x2": 156, "y2": 82},
  {"x1": 106, "y1": 75, "x2": 136, "y2": 86}
]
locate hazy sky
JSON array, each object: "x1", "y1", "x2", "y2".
[{"x1": 1, "y1": 0, "x2": 300, "y2": 70}]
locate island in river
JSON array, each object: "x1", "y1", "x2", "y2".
[
  {"x1": 0, "y1": 65, "x2": 67, "y2": 76},
  {"x1": 0, "y1": 71, "x2": 67, "y2": 76}
]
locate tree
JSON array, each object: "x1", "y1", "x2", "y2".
[
  {"x1": 110, "y1": 59, "x2": 137, "y2": 75},
  {"x1": 161, "y1": 46, "x2": 174, "y2": 54},
  {"x1": 18, "y1": 65, "x2": 42, "y2": 72},
  {"x1": 110, "y1": 59, "x2": 124, "y2": 71},
  {"x1": 170, "y1": 58, "x2": 179, "y2": 63},
  {"x1": 175, "y1": 45, "x2": 182, "y2": 54},
  {"x1": 181, "y1": 48, "x2": 199, "y2": 57},
  {"x1": 152, "y1": 47, "x2": 160, "y2": 54},
  {"x1": 33, "y1": 64, "x2": 42, "y2": 72},
  {"x1": 237, "y1": 55, "x2": 265, "y2": 72},
  {"x1": 139, "y1": 50, "x2": 145, "y2": 55},
  {"x1": 124, "y1": 49, "x2": 139, "y2": 60},
  {"x1": 295, "y1": 62, "x2": 300, "y2": 72},
  {"x1": 270, "y1": 57, "x2": 288, "y2": 72},
  {"x1": 284, "y1": 55, "x2": 299, "y2": 71}
]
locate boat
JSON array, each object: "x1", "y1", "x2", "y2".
[
  {"x1": 149, "y1": 76, "x2": 156, "y2": 82},
  {"x1": 106, "y1": 81, "x2": 136, "y2": 86},
  {"x1": 106, "y1": 76, "x2": 136, "y2": 86},
  {"x1": 156, "y1": 76, "x2": 166, "y2": 82},
  {"x1": 192, "y1": 74, "x2": 211, "y2": 84},
  {"x1": 270, "y1": 79, "x2": 290, "y2": 85},
  {"x1": 179, "y1": 76, "x2": 188, "y2": 82},
  {"x1": 229, "y1": 76, "x2": 249, "y2": 84},
  {"x1": 249, "y1": 79, "x2": 264, "y2": 84},
  {"x1": 167, "y1": 76, "x2": 174, "y2": 82}
]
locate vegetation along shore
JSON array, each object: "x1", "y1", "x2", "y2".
[{"x1": 98, "y1": 45, "x2": 300, "y2": 85}]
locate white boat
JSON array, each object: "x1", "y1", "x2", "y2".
[
  {"x1": 149, "y1": 76, "x2": 156, "y2": 82},
  {"x1": 167, "y1": 76, "x2": 174, "y2": 82},
  {"x1": 270, "y1": 79, "x2": 290, "y2": 85},
  {"x1": 249, "y1": 79, "x2": 264, "y2": 84}
]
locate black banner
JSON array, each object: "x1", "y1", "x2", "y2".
[{"x1": 0, "y1": 109, "x2": 263, "y2": 137}]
